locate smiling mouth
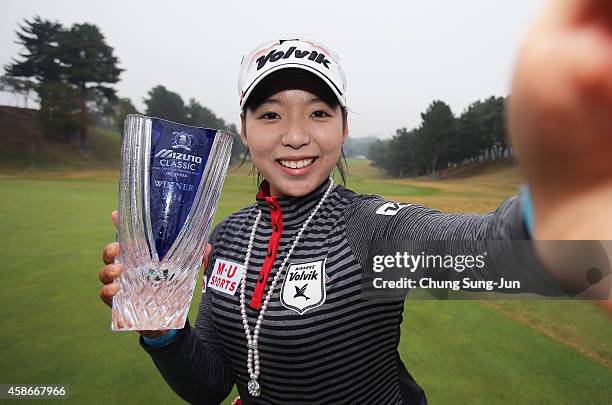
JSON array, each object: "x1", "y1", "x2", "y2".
[{"x1": 277, "y1": 157, "x2": 317, "y2": 169}]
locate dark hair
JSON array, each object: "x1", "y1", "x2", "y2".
[{"x1": 232, "y1": 69, "x2": 348, "y2": 186}]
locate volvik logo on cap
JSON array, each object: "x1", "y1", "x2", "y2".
[
  {"x1": 255, "y1": 46, "x2": 332, "y2": 70},
  {"x1": 238, "y1": 36, "x2": 347, "y2": 109}
]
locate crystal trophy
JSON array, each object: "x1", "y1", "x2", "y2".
[{"x1": 111, "y1": 114, "x2": 233, "y2": 331}]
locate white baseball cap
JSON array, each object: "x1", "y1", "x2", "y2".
[{"x1": 238, "y1": 36, "x2": 347, "y2": 109}]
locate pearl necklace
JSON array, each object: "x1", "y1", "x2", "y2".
[{"x1": 240, "y1": 178, "x2": 335, "y2": 397}]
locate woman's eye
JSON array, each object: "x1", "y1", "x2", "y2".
[
  {"x1": 259, "y1": 112, "x2": 280, "y2": 120},
  {"x1": 311, "y1": 110, "x2": 331, "y2": 118}
]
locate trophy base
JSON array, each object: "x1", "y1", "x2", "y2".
[{"x1": 110, "y1": 264, "x2": 199, "y2": 331}]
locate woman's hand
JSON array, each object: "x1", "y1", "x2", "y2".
[
  {"x1": 98, "y1": 211, "x2": 214, "y2": 338},
  {"x1": 509, "y1": 0, "x2": 612, "y2": 309},
  {"x1": 509, "y1": 0, "x2": 612, "y2": 239}
]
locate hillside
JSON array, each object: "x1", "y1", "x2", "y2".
[{"x1": 0, "y1": 105, "x2": 121, "y2": 171}]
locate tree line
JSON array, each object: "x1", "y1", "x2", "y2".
[
  {"x1": 368, "y1": 97, "x2": 509, "y2": 179},
  {"x1": 2, "y1": 16, "x2": 244, "y2": 162}
]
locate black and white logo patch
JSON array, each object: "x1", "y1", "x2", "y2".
[
  {"x1": 375, "y1": 201, "x2": 411, "y2": 216},
  {"x1": 280, "y1": 258, "x2": 327, "y2": 315}
]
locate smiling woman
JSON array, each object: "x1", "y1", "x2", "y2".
[
  {"x1": 125, "y1": 37, "x2": 551, "y2": 405},
  {"x1": 98, "y1": 17, "x2": 612, "y2": 404},
  {"x1": 239, "y1": 68, "x2": 348, "y2": 197}
]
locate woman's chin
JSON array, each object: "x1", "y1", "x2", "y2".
[{"x1": 268, "y1": 176, "x2": 323, "y2": 198}]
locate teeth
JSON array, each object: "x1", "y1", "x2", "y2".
[{"x1": 279, "y1": 158, "x2": 314, "y2": 169}]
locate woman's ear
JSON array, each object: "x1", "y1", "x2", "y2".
[
  {"x1": 240, "y1": 112, "x2": 248, "y2": 147},
  {"x1": 341, "y1": 108, "x2": 349, "y2": 144}
]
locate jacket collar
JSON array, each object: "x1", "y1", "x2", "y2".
[{"x1": 255, "y1": 177, "x2": 333, "y2": 228}]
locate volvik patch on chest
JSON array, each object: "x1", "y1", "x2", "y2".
[{"x1": 280, "y1": 258, "x2": 327, "y2": 315}]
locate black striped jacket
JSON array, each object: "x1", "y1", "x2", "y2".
[{"x1": 140, "y1": 177, "x2": 540, "y2": 404}]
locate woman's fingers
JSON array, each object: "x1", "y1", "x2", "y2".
[
  {"x1": 102, "y1": 242, "x2": 120, "y2": 265},
  {"x1": 99, "y1": 263, "x2": 124, "y2": 285},
  {"x1": 100, "y1": 212, "x2": 121, "y2": 309},
  {"x1": 100, "y1": 282, "x2": 119, "y2": 308},
  {"x1": 99, "y1": 262, "x2": 123, "y2": 308}
]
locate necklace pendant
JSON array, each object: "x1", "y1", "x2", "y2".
[{"x1": 248, "y1": 379, "x2": 261, "y2": 396}]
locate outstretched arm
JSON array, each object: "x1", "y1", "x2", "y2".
[{"x1": 345, "y1": 191, "x2": 565, "y2": 296}]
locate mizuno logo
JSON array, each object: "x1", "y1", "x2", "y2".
[
  {"x1": 256, "y1": 46, "x2": 331, "y2": 70},
  {"x1": 155, "y1": 149, "x2": 202, "y2": 164}
]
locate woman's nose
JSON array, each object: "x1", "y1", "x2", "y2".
[{"x1": 282, "y1": 121, "x2": 310, "y2": 149}]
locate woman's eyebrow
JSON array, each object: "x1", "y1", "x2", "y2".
[
  {"x1": 260, "y1": 98, "x2": 281, "y2": 106},
  {"x1": 258, "y1": 96, "x2": 326, "y2": 107},
  {"x1": 307, "y1": 97, "x2": 325, "y2": 104}
]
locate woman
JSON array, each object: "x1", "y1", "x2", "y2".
[{"x1": 99, "y1": 2, "x2": 612, "y2": 403}]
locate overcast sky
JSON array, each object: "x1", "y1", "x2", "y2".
[{"x1": 1, "y1": 0, "x2": 545, "y2": 138}]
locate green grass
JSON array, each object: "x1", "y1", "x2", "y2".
[
  {"x1": 0, "y1": 160, "x2": 610, "y2": 404},
  {"x1": 402, "y1": 301, "x2": 611, "y2": 404}
]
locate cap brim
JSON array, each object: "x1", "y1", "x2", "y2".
[{"x1": 240, "y1": 63, "x2": 346, "y2": 109}]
